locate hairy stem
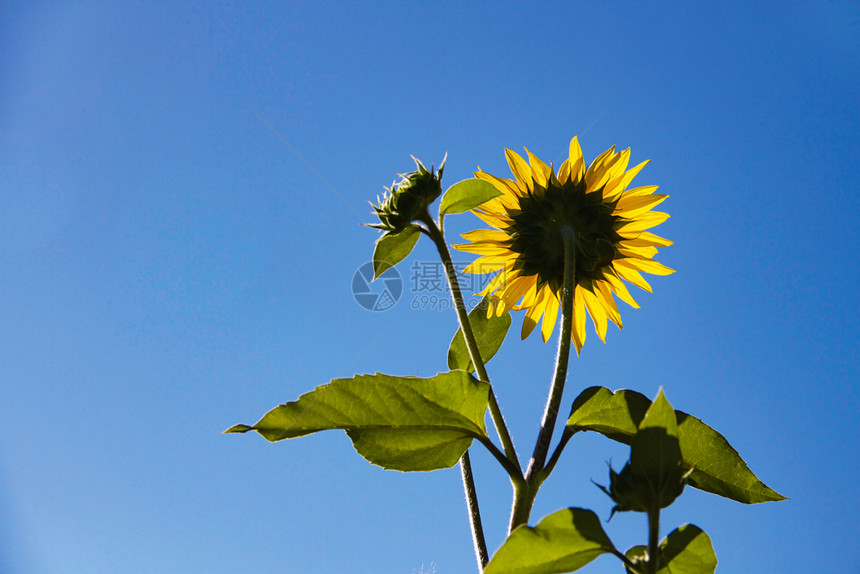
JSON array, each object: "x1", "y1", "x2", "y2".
[
  {"x1": 509, "y1": 225, "x2": 577, "y2": 531},
  {"x1": 460, "y1": 451, "x2": 488, "y2": 570},
  {"x1": 421, "y1": 217, "x2": 522, "y2": 476},
  {"x1": 420, "y1": 213, "x2": 523, "y2": 570}
]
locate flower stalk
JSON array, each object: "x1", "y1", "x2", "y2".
[
  {"x1": 647, "y1": 505, "x2": 661, "y2": 574},
  {"x1": 421, "y1": 213, "x2": 522, "y2": 477},
  {"x1": 510, "y1": 225, "x2": 577, "y2": 531},
  {"x1": 420, "y1": 211, "x2": 525, "y2": 570}
]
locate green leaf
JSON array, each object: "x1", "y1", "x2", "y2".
[
  {"x1": 484, "y1": 508, "x2": 616, "y2": 574},
  {"x1": 225, "y1": 371, "x2": 489, "y2": 472},
  {"x1": 439, "y1": 178, "x2": 501, "y2": 215},
  {"x1": 624, "y1": 526, "x2": 716, "y2": 574},
  {"x1": 447, "y1": 295, "x2": 511, "y2": 373},
  {"x1": 629, "y1": 389, "x2": 686, "y2": 509},
  {"x1": 658, "y1": 524, "x2": 717, "y2": 574},
  {"x1": 567, "y1": 387, "x2": 786, "y2": 504},
  {"x1": 373, "y1": 225, "x2": 420, "y2": 278}
]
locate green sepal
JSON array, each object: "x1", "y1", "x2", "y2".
[
  {"x1": 625, "y1": 525, "x2": 717, "y2": 574},
  {"x1": 447, "y1": 295, "x2": 511, "y2": 373},
  {"x1": 484, "y1": 508, "x2": 616, "y2": 574},
  {"x1": 225, "y1": 371, "x2": 489, "y2": 472},
  {"x1": 439, "y1": 178, "x2": 501, "y2": 215},
  {"x1": 372, "y1": 224, "x2": 421, "y2": 279},
  {"x1": 567, "y1": 387, "x2": 786, "y2": 504}
]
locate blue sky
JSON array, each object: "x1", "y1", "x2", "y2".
[{"x1": 2, "y1": 1, "x2": 858, "y2": 572}]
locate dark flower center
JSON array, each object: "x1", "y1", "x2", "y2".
[{"x1": 506, "y1": 179, "x2": 622, "y2": 291}]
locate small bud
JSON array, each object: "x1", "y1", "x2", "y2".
[
  {"x1": 596, "y1": 461, "x2": 650, "y2": 518},
  {"x1": 596, "y1": 457, "x2": 689, "y2": 519},
  {"x1": 369, "y1": 156, "x2": 445, "y2": 235}
]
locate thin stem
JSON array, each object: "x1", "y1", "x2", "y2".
[
  {"x1": 419, "y1": 213, "x2": 523, "y2": 572},
  {"x1": 509, "y1": 225, "x2": 577, "y2": 531},
  {"x1": 540, "y1": 428, "x2": 575, "y2": 485},
  {"x1": 612, "y1": 548, "x2": 643, "y2": 573},
  {"x1": 476, "y1": 436, "x2": 521, "y2": 480},
  {"x1": 647, "y1": 506, "x2": 661, "y2": 574},
  {"x1": 420, "y1": 218, "x2": 522, "y2": 477},
  {"x1": 460, "y1": 451, "x2": 488, "y2": 571}
]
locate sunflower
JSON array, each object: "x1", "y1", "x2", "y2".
[{"x1": 453, "y1": 137, "x2": 674, "y2": 353}]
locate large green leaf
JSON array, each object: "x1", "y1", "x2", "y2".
[
  {"x1": 439, "y1": 178, "x2": 501, "y2": 215},
  {"x1": 484, "y1": 508, "x2": 616, "y2": 574},
  {"x1": 226, "y1": 371, "x2": 489, "y2": 471},
  {"x1": 624, "y1": 526, "x2": 716, "y2": 574},
  {"x1": 447, "y1": 296, "x2": 511, "y2": 373},
  {"x1": 567, "y1": 387, "x2": 786, "y2": 504},
  {"x1": 373, "y1": 225, "x2": 421, "y2": 278}
]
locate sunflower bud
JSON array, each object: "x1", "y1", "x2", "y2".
[
  {"x1": 597, "y1": 461, "x2": 650, "y2": 518},
  {"x1": 597, "y1": 452, "x2": 689, "y2": 519},
  {"x1": 369, "y1": 156, "x2": 445, "y2": 235}
]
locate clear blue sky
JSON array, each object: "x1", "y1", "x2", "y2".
[{"x1": 2, "y1": 2, "x2": 858, "y2": 573}]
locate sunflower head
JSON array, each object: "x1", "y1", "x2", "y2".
[
  {"x1": 369, "y1": 156, "x2": 445, "y2": 235},
  {"x1": 453, "y1": 137, "x2": 674, "y2": 353}
]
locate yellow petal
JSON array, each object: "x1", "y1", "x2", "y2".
[
  {"x1": 568, "y1": 137, "x2": 585, "y2": 183},
  {"x1": 582, "y1": 284, "x2": 608, "y2": 343},
  {"x1": 464, "y1": 255, "x2": 510, "y2": 274},
  {"x1": 622, "y1": 184, "x2": 659, "y2": 198},
  {"x1": 617, "y1": 245, "x2": 659, "y2": 259},
  {"x1": 594, "y1": 279, "x2": 622, "y2": 328},
  {"x1": 571, "y1": 285, "x2": 587, "y2": 354},
  {"x1": 585, "y1": 149, "x2": 616, "y2": 194},
  {"x1": 514, "y1": 278, "x2": 540, "y2": 310},
  {"x1": 460, "y1": 228, "x2": 510, "y2": 243},
  {"x1": 618, "y1": 257, "x2": 676, "y2": 276},
  {"x1": 541, "y1": 289, "x2": 560, "y2": 343},
  {"x1": 604, "y1": 148, "x2": 631, "y2": 182},
  {"x1": 456, "y1": 242, "x2": 512, "y2": 256},
  {"x1": 615, "y1": 211, "x2": 670, "y2": 234},
  {"x1": 613, "y1": 194, "x2": 669, "y2": 218},
  {"x1": 557, "y1": 159, "x2": 571, "y2": 184},
  {"x1": 604, "y1": 271, "x2": 640, "y2": 308},
  {"x1": 467, "y1": 252, "x2": 517, "y2": 267},
  {"x1": 603, "y1": 160, "x2": 650, "y2": 202},
  {"x1": 634, "y1": 231, "x2": 674, "y2": 247},
  {"x1": 525, "y1": 148, "x2": 552, "y2": 188},
  {"x1": 613, "y1": 261, "x2": 654, "y2": 292},
  {"x1": 499, "y1": 274, "x2": 534, "y2": 309},
  {"x1": 619, "y1": 234, "x2": 673, "y2": 248},
  {"x1": 472, "y1": 208, "x2": 510, "y2": 229},
  {"x1": 476, "y1": 170, "x2": 523, "y2": 203},
  {"x1": 505, "y1": 148, "x2": 534, "y2": 191},
  {"x1": 521, "y1": 287, "x2": 548, "y2": 339}
]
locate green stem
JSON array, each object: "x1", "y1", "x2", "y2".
[
  {"x1": 612, "y1": 548, "x2": 643, "y2": 574},
  {"x1": 509, "y1": 225, "x2": 577, "y2": 531},
  {"x1": 460, "y1": 451, "x2": 488, "y2": 571},
  {"x1": 647, "y1": 506, "x2": 661, "y2": 574},
  {"x1": 420, "y1": 213, "x2": 523, "y2": 571},
  {"x1": 421, "y1": 217, "x2": 522, "y2": 477},
  {"x1": 540, "y1": 428, "x2": 575, "y2": 485}
]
